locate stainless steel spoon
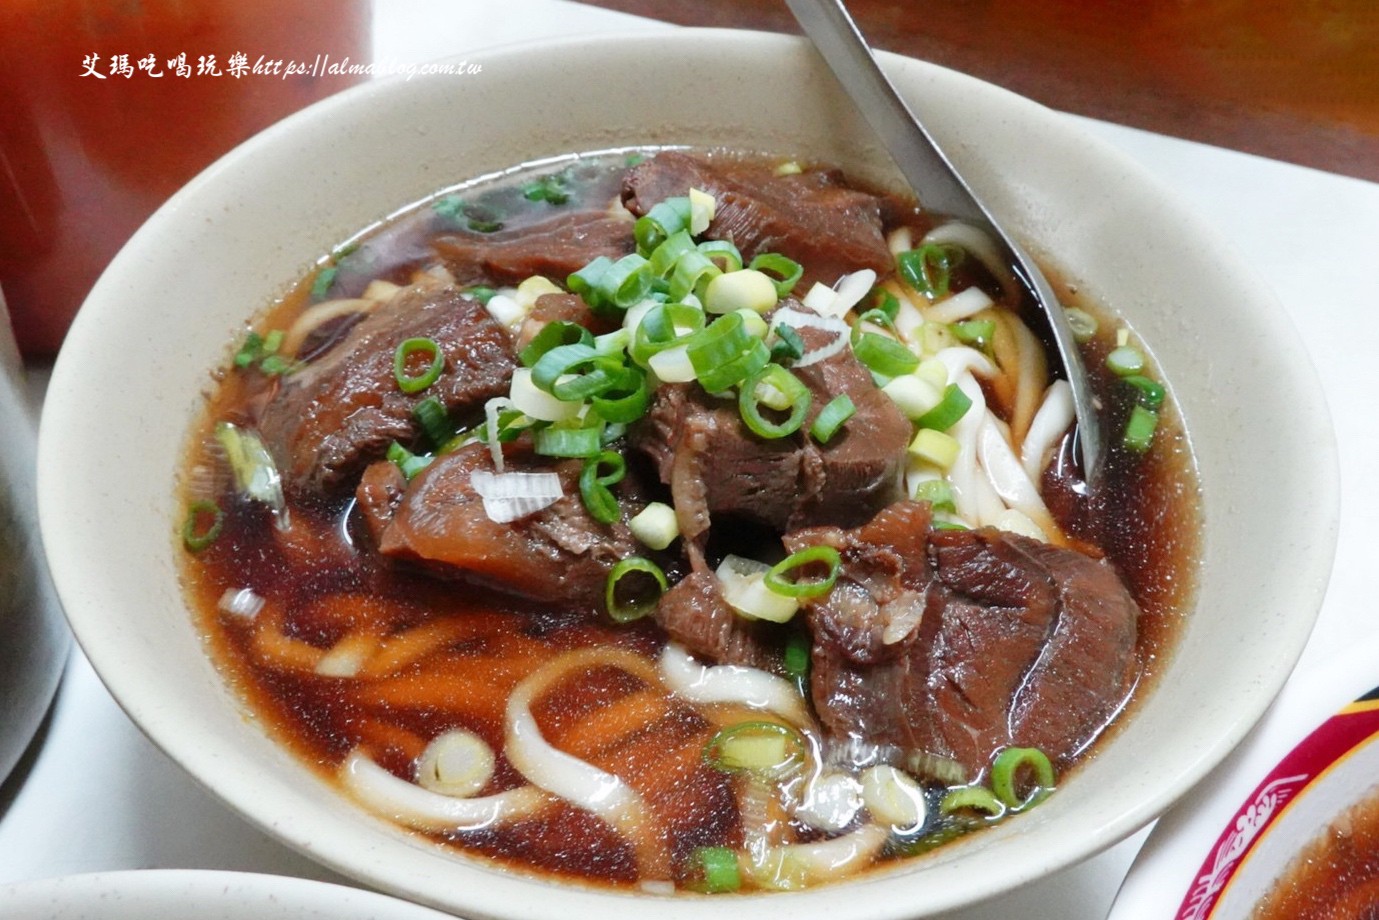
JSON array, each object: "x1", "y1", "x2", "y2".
[{"x1": 786, "y1": 0, "x2": 1104, "y2": 481}]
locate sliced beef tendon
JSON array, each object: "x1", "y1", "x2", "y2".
[
  {"x1": 356, "y1": 442, "x2": 640, "y2": 612},
  {"x1": 621, "y1": 151, "x2": 894, "y2": 291},
  {"x1": 434, "y1": 210, "x2": 635, "y2": 288},
  {"x1": 256, "y1": 282, "x2": 515, "y2": 498},
  {"x1": 788, "y1": 502, "x2": 1140, "y2": 780}
]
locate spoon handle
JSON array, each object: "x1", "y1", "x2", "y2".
[{"x1": 786, "y1": 0, "x2": 1104, "y2": 479}]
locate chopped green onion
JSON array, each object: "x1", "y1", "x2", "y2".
[
  {"x1": 310, "y1": 265, "x2": 338, "y2": 300},
  {"x1": 704, "y1": 269, "x2": 778, "y2": 315},
  {"x1": 1123, "y1": 374, "x2": 1165, "y2": 410},
  {"x1": 568, "y1": 254, "x2": 653, "y2": 316},
  {"x1": 700, "y1": 339, "x2": 771, "y2": 395},
  {"x1": 386, "y1": 440, "x2": 434, "y2": 480},
  {"x1": 579, "y1": 450, "x2": 625, "y2": 524},
  {"x1": 765, "y1": 545, "x2": 842, "y2": 598},
  {"x1": 853, "y1": 332, "x2": 920, "y2": 378},
  {"x1": 872, "y1": 289, "x2": 901, "y2": 321},
  {"x1": 519, "y1": 321, "x2": 594, "y2": 368},
  {"x1": 181, "y1": 499, "x2": 224, "y2": 552},
  {"x1": 748, "y1": 252, "x2": 803, "y2": 298},
  {"x1": 466, "y1": 285, "x2": 497, "y2": 305},
  {"x1": 908, "y1": 428, "x2": 961, "y2": 469},
  {"x1": 739, "y1": 364, "x2": 810, "y2": 439},
  {"x1": 990, "y1": 746, "x2": 1056, "y2": 810},
  {"x1": 697, "y1": 239, "x2": 743, "y2": 273},
  {"x1": 897, "y1": 243, "x2": 960, "y2": 299},
  {"x1": 783, "y1": 633, "x2": 811, "y2": 679},
  {"x1": 605, "y1": 556, "x2": 667, "y2": 623},
  {"x1": 413, "y1": 396, "x2": 453, "y2": 446},
  {"x1": 649, "y1": 228, "x2": 696, "y2": 277},
  {"x1": 1122, "y1": 404, "x2": 1159, "y2": 453},
  {"x1": 628, "y1": 501, "x2": 679, "y2": 550},
  {"x1": 1064, "y1": 307, "x2": 1098, "y2": 342},
  {"x1": 951, "y1": 319, "x2": 996, "y2": 349},
  {"x1": 589, "y1": 364, "x2": 650, "y2": 424},
  {"x1": 213, "y1": 422, "x2": 285, "y2": 512},
  {"x1": 533, "y1": 425, "x2": 603, "y2": 458},
  {"x1": 933, "y1": 520, "x2": 970, "y2": 531},
  {"x1": 630, "y1": 301, "x2": 705, "y2": 366},
  {"x1": 668, "y1": 249, "x2": 721, "y2": 302},
  {"x1": 940, "y1": 785, "x2": 1005, "y2": 819},
  {"x1": 233, "y1": 331, "x2": 266, "y2": 369},
  {"x1": 529, "y1": 343, "x2": 614, "y2": 401},
  {"x1": 393, "y1": 337, "x2": 445, "y2": 393},
  {"x1": 634, "y1": 196, "x2": 692, "y2": 255},
  {"x1": 770, "y1": 323, "x2": 805, "y2": 365},
  {"x1": 688, "y1": 846, "x2": 741, "y2": 894},
  {"x1": 1105, "y1": 345, "x2": 1146, "y2": 377},
  {"x1": 522, "y1": 172, "x2": 570, "y2": 205},
  {"x1": 914, "y1": 383, "x2": 973, "y2": 431},
  {"x1": 687, "y1": 313, "x2": 761, "y2": 391},
  {"x1": 702, "y1": 721, "x2": 806, "y2": 777},
  {"x1": 810, "y1": 394, "x2": 856, "y2": 443},
  {"x1": 912, "y1": 478, "x2": 956, "y2": 512}
]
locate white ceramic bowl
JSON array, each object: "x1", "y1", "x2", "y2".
[{"x1": 37, "y1": 29, "x2": 1337, "y2": 920}]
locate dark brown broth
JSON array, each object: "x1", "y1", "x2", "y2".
[
  {"x1": 1252, "y1": 784, "x2": 1379, "y2": 919},
  {"x1": 180, "y1": 148, "x2": 1200, "y2": 889}
]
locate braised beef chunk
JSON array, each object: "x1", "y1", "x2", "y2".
[
  {"x1": 434, "y1": 211, "x2": 634, "y2": 287},
  {"x1": 621, "y1": 152, "x2": 893, "y2": 290},
  {"x1": 786, "y1": 501, "x2": 932, "y2": 665},
  {"x1": 654, "y1": 570, "x2": 778, "y2": 670},
  {"x1": 801, "y1": 508, "x2": 1139, "y2": 779},
  {"x1": 357, "y1": 443, "x2": 638, "y2": 611},
  {"x1": 631, "y1": 306, "x2": 908, "y2": 549},
  {"x1": 257, "y1": 284, "x2": 515, "y2": 497}
]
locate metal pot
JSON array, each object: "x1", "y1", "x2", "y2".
[{"x1": 0, "y1": 299, "x2": 68, "y2": 785}]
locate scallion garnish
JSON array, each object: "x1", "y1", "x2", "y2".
[
  {"x1": 990, "y1": 746, "x2": 1056, "y2": 810},
  {"x1": 579, "y1": 450, "x2": 626, "y2": 524},
  {"x1": 764, "y1": 545, "x2": 842, "y2": 599},
  {"x1": 633, "y1": 196, "x2": 692, "y2": 255},
  {"x1": 1123, "y1": 374, "x2": 1165, "y2": 410},
  {"x1": 688, "y1": 847, "x2": 742, "y2": 894},
  {"x1": 588, "y1": 364, "x2": 649, "y2": 424},
  {"x1": 912, "y1": 478, "x2": 957, "y2": 512},
  {"x1": 853, "y1": 331, "x2": 920, "y2": 378},
  {"x1": 809, "y1": 393, "x2": 856, "y2": 443},
  {"x1": 386, "y1": 440, "x2": 434, "y2": 480},
  {"x1": 181, "y1": 499, "x2": 224, "y2": 553},
  {"x1": 518, "y1": 320, "x2": 594, "y2": 368},
  {"x1": 310, "y1": 265, "x2": 338, "y2": 300},
  {"x1": 687, "y1": 312, "x2": 767, "y2": 392},
  {"x1": 897, "y1": 243, "x2": 960, "y2": 299},
  {"x1": 739, "y1": 364, "x2": 810, "y2": 439},
  {"x1": 747, "y1": 252, "x2": 803, "y2": 298},
  {"x1": 1105, "y1": 345, "x2": 1145, "y2": 377},
  {"x1": 533, "y1": 425, "x2": 603, "y2": 458},
  {"x1": 914, "y1": 383, "x2": 973, "y2": 431},
  {"x1": 1122, "y1": 404, "x2": 1159, "y2": 452},
  {"x1": 605, "y1": 556, "x2": 668, "y2": 623},
  {"x1": 393, "y1": 337, "x2": 445, "y2": 394},
  {"x1": 522, "y1": 172, "x2": 570, "y2": 205},
  {"x1": 940, "y1": 785, "x2": 1005, "y2": 819},
  {"x1": 770, "y1": 323, "x2": 805, "y2": 365},
  {"x1": 412, "y1": 396, "x2": 453, "y2": 446},
  {"x1": 783, "y1": 632, "x2": 811, "y2": 679},
  {"x1": 567, "y1": 253, "x2": 653, "y2": 315},
  {"x1": 465, "y1": 285, "x2": 497, "y2": 305},
  {"x1": 702, "y1": 721, "x2": 807, "y2": 777},
  {"x1": 951, "y1": 318, "x2": 996, "y2": 349}
]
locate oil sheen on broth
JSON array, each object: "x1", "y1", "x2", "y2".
[{"x1": 177, "y1": 149, "x2": 1200, "y2": 893}]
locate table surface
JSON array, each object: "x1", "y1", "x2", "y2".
[{"x1": 3, "y1": 2, "x2": 1377, "y2": 918}]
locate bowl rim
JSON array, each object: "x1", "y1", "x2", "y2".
[{"x1": 37, "y1": 26, "x2": 1339, "y2": 920}]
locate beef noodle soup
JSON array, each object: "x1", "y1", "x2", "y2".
[{"x1": 177, "y1": 149, "x2": 1199, "y2": 893}]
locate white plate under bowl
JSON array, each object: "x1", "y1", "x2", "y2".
[
  {"x1": 0, "y1": 871, "x2": 456, "y2": 920},
  {"x1": 1109, "y1": 637, "x2": 1379, "y2": 918},
  {"x1": 38, "y1": 28, "x2": 1337, "y2": 920}
]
